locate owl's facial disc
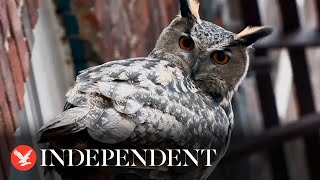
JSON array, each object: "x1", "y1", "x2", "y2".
[
  {"x1": 151, "y1": 0, "x2": 273, "y2": 101},
  {"x1": 190, "y1": 24, "x2": 273, "y2": 100}
]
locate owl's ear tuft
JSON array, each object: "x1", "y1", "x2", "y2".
[
  {"x1": 234, "y1": 26, "x2": 273, "y2": 46},
  {"x1": 179, "y1": 0, "x2": 200, "y2": 20}
]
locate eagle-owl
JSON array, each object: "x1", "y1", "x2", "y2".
[{"x1": 38, "y1": 0, "x2": 272, "y2": 179}]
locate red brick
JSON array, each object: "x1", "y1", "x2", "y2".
[
  {"x1": 26, "y1": 0, "x2": 39, "y2": 28},
  {"x1": 94, "y1": 0, "x2": 114, "y2": 60},
  {"x1": 0, "y1": 104, "x2": 15, "y2": 150},
  {"x1": 0, "y1": 1, "x2": 10, "y2": 39},
  {"x1": 56, "y1": 0, "x2": 177, "y2": 64},
  {"x1": 0, "y1": 76, "x2": 15, "y2": 149},
  {"x1": 0, "y1": 54, "x2": 20, "y2": 129},
  {"x1": 94, "y1": 0, "x2": 106, "y2": 24},
  {"x1": 163, "y1": 0, "x2": 178, "y2": 20},
  {"x1": 21, "y1": 1, "x2": 35, "y2": 50},
  {"x1": 131, "y1": 0, "x2": 156, "y2": 57},
  {"x1": 7, "y1": 0, "x2": 30, "y2": 80},
  {"x1": 82, "y1": 13, "x2": 100, "y2": 32},
  {"x1": 5, "y1": 38, "x2": 25, "y2": 108},
  {"x1": 0, "y1": 0, "x2": 43, "y2": 175},
  {"x1": 0, "y1": 27, "x2": 20, "y2": 129},
  {"x1": 73, "y1": 0, "x2": 94, "y2": 9}
]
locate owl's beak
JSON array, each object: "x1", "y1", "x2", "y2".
[{"x1": 190, "y1": 60, "x2": 200, "y2": 80}]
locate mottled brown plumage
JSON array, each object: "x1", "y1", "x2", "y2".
[{"x1": 38, "y1": 0, "x2": 272, "y2": 179}]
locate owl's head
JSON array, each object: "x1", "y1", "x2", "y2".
[{"x1": 149, "y1": 0, "x2": 272, "y2": 100}]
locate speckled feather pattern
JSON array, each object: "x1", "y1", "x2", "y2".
[
  {"x1": 38, "y1": 57, "x2": 234, "y2": 180},
  {"x1": 38, "y1": 22, "x2": 238, "y2": 180},
  {"x1": 62, "y1": 58, "x2": 232, "y2": 151},
  {"x1": 192, "y1": 21, "x2": 235, "y2": 48}
]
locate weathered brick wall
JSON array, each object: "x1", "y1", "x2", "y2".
[
  {"x1": 0, "y1": 0, "x2": 41, "y2": 179},
  {"x1": 55, "y1": 0, "x2": 178, "y2": 73},
  {"x1": 74, "y1": 0, "x2": 177, "y2": 59}
]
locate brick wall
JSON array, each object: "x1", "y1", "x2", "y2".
[
  {"x1": 0, "y1": 0, "x2": 41, "y2": 179},
  {"x1": 55, "y1": 0, "x2": 178, "y2": 73}
]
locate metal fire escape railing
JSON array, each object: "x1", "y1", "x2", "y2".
[{"x1": 225, "y1": 1, "x2": 320, "y2": 180}]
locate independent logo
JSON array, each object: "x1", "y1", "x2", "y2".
[{"x1": 11, "y1": 145, "x2": 37, "y2": 171}]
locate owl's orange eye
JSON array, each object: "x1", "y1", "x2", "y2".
[
  {"x1": 211, "y1": 51, "x2": 230, "y2": 65},
  {"x1": 179, "y1": 36, "x2": 194, "y2": 51}
]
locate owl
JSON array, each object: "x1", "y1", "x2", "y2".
[{"x1": 38, "y1": 0, "x2": 272, "y2": 179}]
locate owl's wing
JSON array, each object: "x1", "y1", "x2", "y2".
[{"x1": 38, "y1": 57, "x2": 230, "y2": 149}]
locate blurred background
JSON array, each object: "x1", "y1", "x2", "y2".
[{"x1": 1, "y1": 0, "x2": 320, "y2": 180}]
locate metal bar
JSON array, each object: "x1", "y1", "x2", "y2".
[
  {"x1": 277, "y1": 1, "x2": 320, "y2": 180},
  {"x1": 255, "y1": 70, "x2": 290, "y2": 180},
  {"x1": 288, "y1": 47, "x2": 320, "y2": 179},
  {"x1": 254, "y1": 30, "x2": 320, "y2": 48},
  {"x1": 226, "y1": 114, "x2": 320, "y2": 160},
  {"x1": 288, "y1": 48, "x2": 316, "y2": 114},
  {"x1": 279, "y1": 0, "x2": 300, "y2": 32},
  {"x1": 239, "y1": 1, "x2": 290, "y2": 180},
  {"x1": 239, "y1": 0, "x2": 261, "y2": 26},
  {"x1": 249, "y1": 57, "x2": 274, "y2": 73}
]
